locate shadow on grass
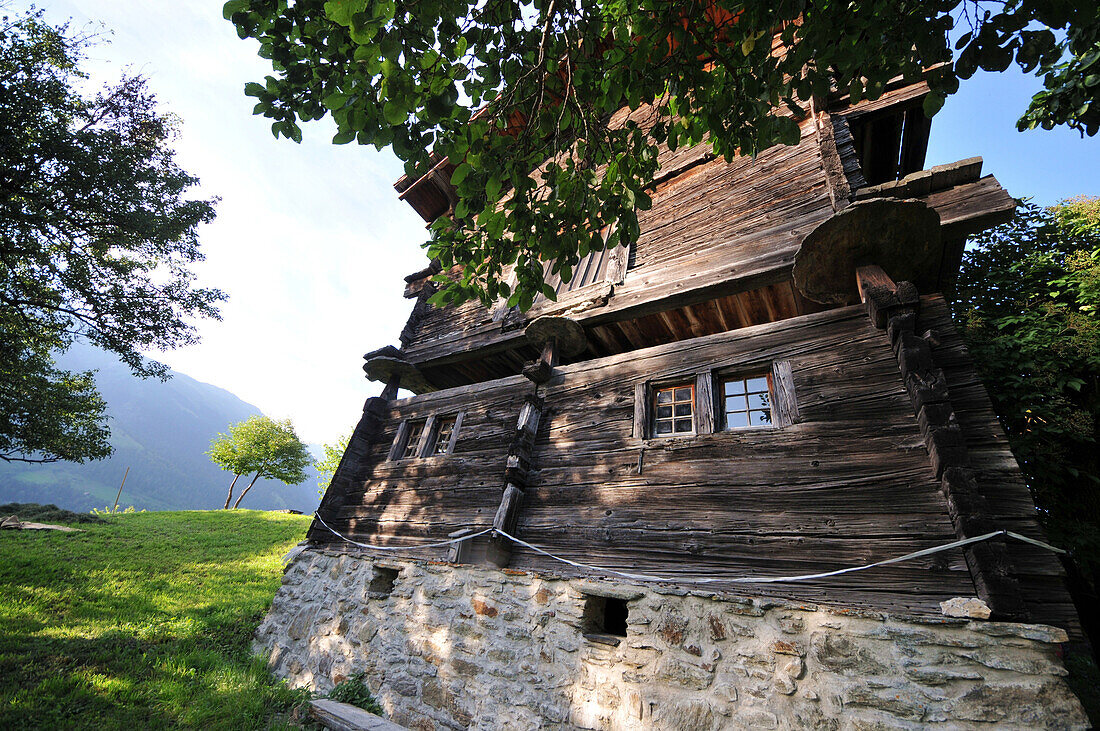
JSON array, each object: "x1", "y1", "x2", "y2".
[
  {"x1": 0, "y1": 511, "x2": 313, "y2": 729},
  {"x1": 0, "y1": 624, "x2": 307, "y2": 730}
]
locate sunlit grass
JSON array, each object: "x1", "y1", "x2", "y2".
[{"x1": 0, "y1": 510, "x2": 313, "y2": 729}]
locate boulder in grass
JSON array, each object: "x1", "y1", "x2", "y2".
[{"x1": 0, "y1": 514, "x2": 82, "y2": 532}]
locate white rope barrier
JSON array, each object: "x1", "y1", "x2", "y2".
[
  {"x1": 309, "y1": 512, "x2": 1065, "y2": 585},
  {"x1": 311, "y1": 511, "x2": 494, "y2": 551},
  {"x1": 494, "y1": 528, "x2": 1066, "y2": 585}
]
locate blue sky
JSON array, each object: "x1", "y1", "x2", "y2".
[{"x1": 32, "y1": 1, "x2": 1100, "y2": 445}]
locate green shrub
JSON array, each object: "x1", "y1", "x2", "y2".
[
  {"x1": 327, "y1": 672, "x2": 383, "y2": 715},
  {"x1": 0, "y1": 502, "x2": 105, "y2": 523}
]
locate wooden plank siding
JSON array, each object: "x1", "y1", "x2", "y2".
[
  {"x1": 325, "y1": 374, "x2": 534, "y2": 551},
  {"x1": 318, "y1": 304, "x2": 1046, "y2": 615},
  {"x1": 510, "y1": 303, "x2": 975, "y2": 614}
]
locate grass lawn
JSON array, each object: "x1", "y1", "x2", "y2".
[{"x1": 0, "y1": 510, "x2": 313, "y2": 729}]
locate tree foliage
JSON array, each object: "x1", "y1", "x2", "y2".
[
  {"x1": 0, "y1": 7, "x2": 223, "y2": 463},
  {"x1": 226, "y1": 0, "x2": 1099, "y2": 308},
  {"x1": 315, "y1": 432, "x2": 350, "y2": 496},
  {"x1": 952, "y1": 196, "x2": 1100, "y2": 566},
  {"x1": 208, "y1": 415, "x2": 313, "y2": 509}
]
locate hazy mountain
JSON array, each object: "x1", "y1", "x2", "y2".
[{"x1": 0, "y1": 342, "x2": 322, "y2": 514}]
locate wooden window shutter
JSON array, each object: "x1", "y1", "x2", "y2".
[
  {"x1": 387, "y1": 420, "x2": 410, "y2": 461},
  {"x1": 771, "y1": 360, "x2": 800, "y2": 427},
  {"x1": 695, "y1": 371, "x2": 715, "y2": 435},
  {"x1": 632, "y1": 382, "x2": 650, "y2": 439},
  {"x1": 415, "y1": 415, "x2": 437, "y2": 458},
  {"x1": 446, "y1": 411, "x2": 465, "y2": 454}
]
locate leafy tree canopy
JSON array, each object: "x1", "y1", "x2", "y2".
[
  {"x1": 952, "y1": 196, "x2": 1100, "y2": 566},
  {"x1": 226, "y1": 0, "x2": 1099, "y2": 308},
  {"x1": 208, "y1": 415, "x2": 313, "y2": 509},
  {"x1": 0, "y1": 7, "x2": 223, "y2": 463}
]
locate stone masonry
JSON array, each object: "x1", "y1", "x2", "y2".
[{"x1": 255, "y1": 548, "x2": 1088, "y2": 730}]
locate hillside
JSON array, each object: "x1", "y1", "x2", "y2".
[
  {"x1": 0, "y1": 510, "x2": 313, "y2": 729},
  {"x1": 0, "y1": 343, "x2": 321, "y2": 513}
]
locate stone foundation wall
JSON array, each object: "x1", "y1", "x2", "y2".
[{"x1": 255, "y1": 548, "x2": 1087, "y2": 730}]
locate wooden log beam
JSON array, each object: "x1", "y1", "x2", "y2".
[
  {"x1": 486, "y1": 395, "x2": 544, "y2": 567},
  {"x1": 858, "y1": 276, "x2": 1029, "y2": 621},
  {"x1": 380, "y1": 372, "x2": 401, "y2": 400},
  {"x1": 522, "y1": 337, "x2": 558, "y2": 383}
]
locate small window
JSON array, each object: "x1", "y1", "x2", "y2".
[
  {"x1": 432, "y1": 416, "x2": 457, "y2": 455},
  {"x1": 582, "y1": 594, "x2": 628, "y2": 643},
  {"x1": 401, "y1": 420, "x2": 426, "y2": 459},
  {"x1": 722, "y1": 374, "x2": 774, "y2": 429},
  {"x1": 654, "y1": 384, "x2": 694, "y2": 436}
]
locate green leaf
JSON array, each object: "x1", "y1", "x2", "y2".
[
  {"x1": 923, "y1": 92, "x2": 946, "y2": 118},
  {"x1": 222, "y1": 0, "x2": 249, "y2": 20},
  {"x1": 451, "y1": 163, "x2": 472, "y2": 186},
  {"x1": 332, "y1": 129, "x2": 356, "y2": 144},
  {"x1": 323, "y1": 91, "x2": 348, "y2": 110},
  {"x1": 244, "y1": 82, "x2": 266, "y2": 97},
  {"x1": 383, "y1": 102, "x2": 405, "y2": 125}
]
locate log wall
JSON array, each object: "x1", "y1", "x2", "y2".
[
  {"x1": 515, "y1": 302, "x2": 974, "y2": 614},
  {"x1": 316, "y1": 298, "x2": 1074, "y2": 630},
  {"x1": 332, "y1": 374, "x2": 534, "y2": 546}
]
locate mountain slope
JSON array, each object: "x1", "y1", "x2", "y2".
[{"x1": 0, "y1": 342, "x2": 321, "y2": 513}]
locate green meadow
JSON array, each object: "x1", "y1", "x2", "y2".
[{"x1": 0, "y1": 510, "x2": 312, "y2": 729}]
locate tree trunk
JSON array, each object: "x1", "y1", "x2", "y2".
[
  {"x1": 233, "y1": 472, "x2": 262, "y2": 509},
  {"x1": 223, "y1": 473, "x2": 241, "y2": 509}
]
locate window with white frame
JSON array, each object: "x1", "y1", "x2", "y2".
[{"x1": 721, "y1": 374, "x2": 774, "y2": 429}]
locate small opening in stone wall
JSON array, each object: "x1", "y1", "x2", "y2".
[
  {"x1": 369, "y1": 567, "x2": 399, "y2": 596},
  {"x1": 582, "y1": 594, "x2": 628, "y2": 644}
]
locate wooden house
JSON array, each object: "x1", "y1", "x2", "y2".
[{"x1": 308, "y1": 77, "x2": 1081, "y2": 638}]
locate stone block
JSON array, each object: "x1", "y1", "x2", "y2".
[
  {"x1": 656, "y1": 656, "x2": 715, "y2": 690},
  {"x1": 939, "y1": 597, "x2": 991, "y2": 619},
  {"x1": 841, "y1": 686, "x2": 928, "y2": 721}
]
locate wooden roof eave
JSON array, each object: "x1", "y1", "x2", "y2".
[{"x1": 398, "y1": 173, "x2": 1015, "y2": 375}]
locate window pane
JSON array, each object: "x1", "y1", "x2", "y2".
[
  {"x1": 750, "y1": 410, "x2": 772, "y2": 425},
  {"x1": 434, "y1": 418, "x2": 455, "y2": 454},
  {"x1": 724, "y1": 380, "x2": 745, "y2": 396},
  {"x1": 725, "y1": 396, "x2": 747, "y2": 413},
  {"x1": 746, "y1": 376, "x2": 769, "y2": 393},
  {"x1": 656, "y1": 389, "x2": 673, "y2": 404},
  {"x1": 674, "y1": 387, "x2": 692, "y2": 402},
  {"x1": 403, "y1": 422, "x2": 424, "y2": 458},
  {"x1": 726, "y1": 412, "x2": 749, "y2": 429},
  {"x1": 655, "y1": 420, "x2": 672, "y2": 434},
  {"x1": 747, "y1": 393, "x2": 770, "y2": 411},
  {"x1": 674, "y1": 403, "x2": 692, "y2": 417},
  {"x1": 674, "y1": 418, "x2": 693, "y2": 432},
  {"x1": 657, "y1": 405, "x2": 673, "y2": 419}
]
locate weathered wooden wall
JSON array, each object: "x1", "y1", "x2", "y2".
[
  {"x1": 513, "y1": 302, "x2": 975, "y2": 614},
  {"x1": 400, "y1": 119, "x2": 833, "y2": 370},
  {"x1": 332, "y1": 374, "x2": 531, "y2": 546},
  {"x1": 315, "y1": 298, "x2": 1075, "y2": 630}
]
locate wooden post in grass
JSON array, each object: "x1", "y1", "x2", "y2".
[{"x1": 113, "y1": 466, "x2": 129, "y2": 513}]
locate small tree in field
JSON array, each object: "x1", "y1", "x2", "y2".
[
  {"x1": 208, "y1": 416, "x2": 311, "y2": 509},
  {"x1": 315, "y1": 433, "x2": 350, "y2": 497}
]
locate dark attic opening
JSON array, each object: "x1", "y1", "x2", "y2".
[{"x1": 849, "y1": 101, "x2": 931, "y2": 186}]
